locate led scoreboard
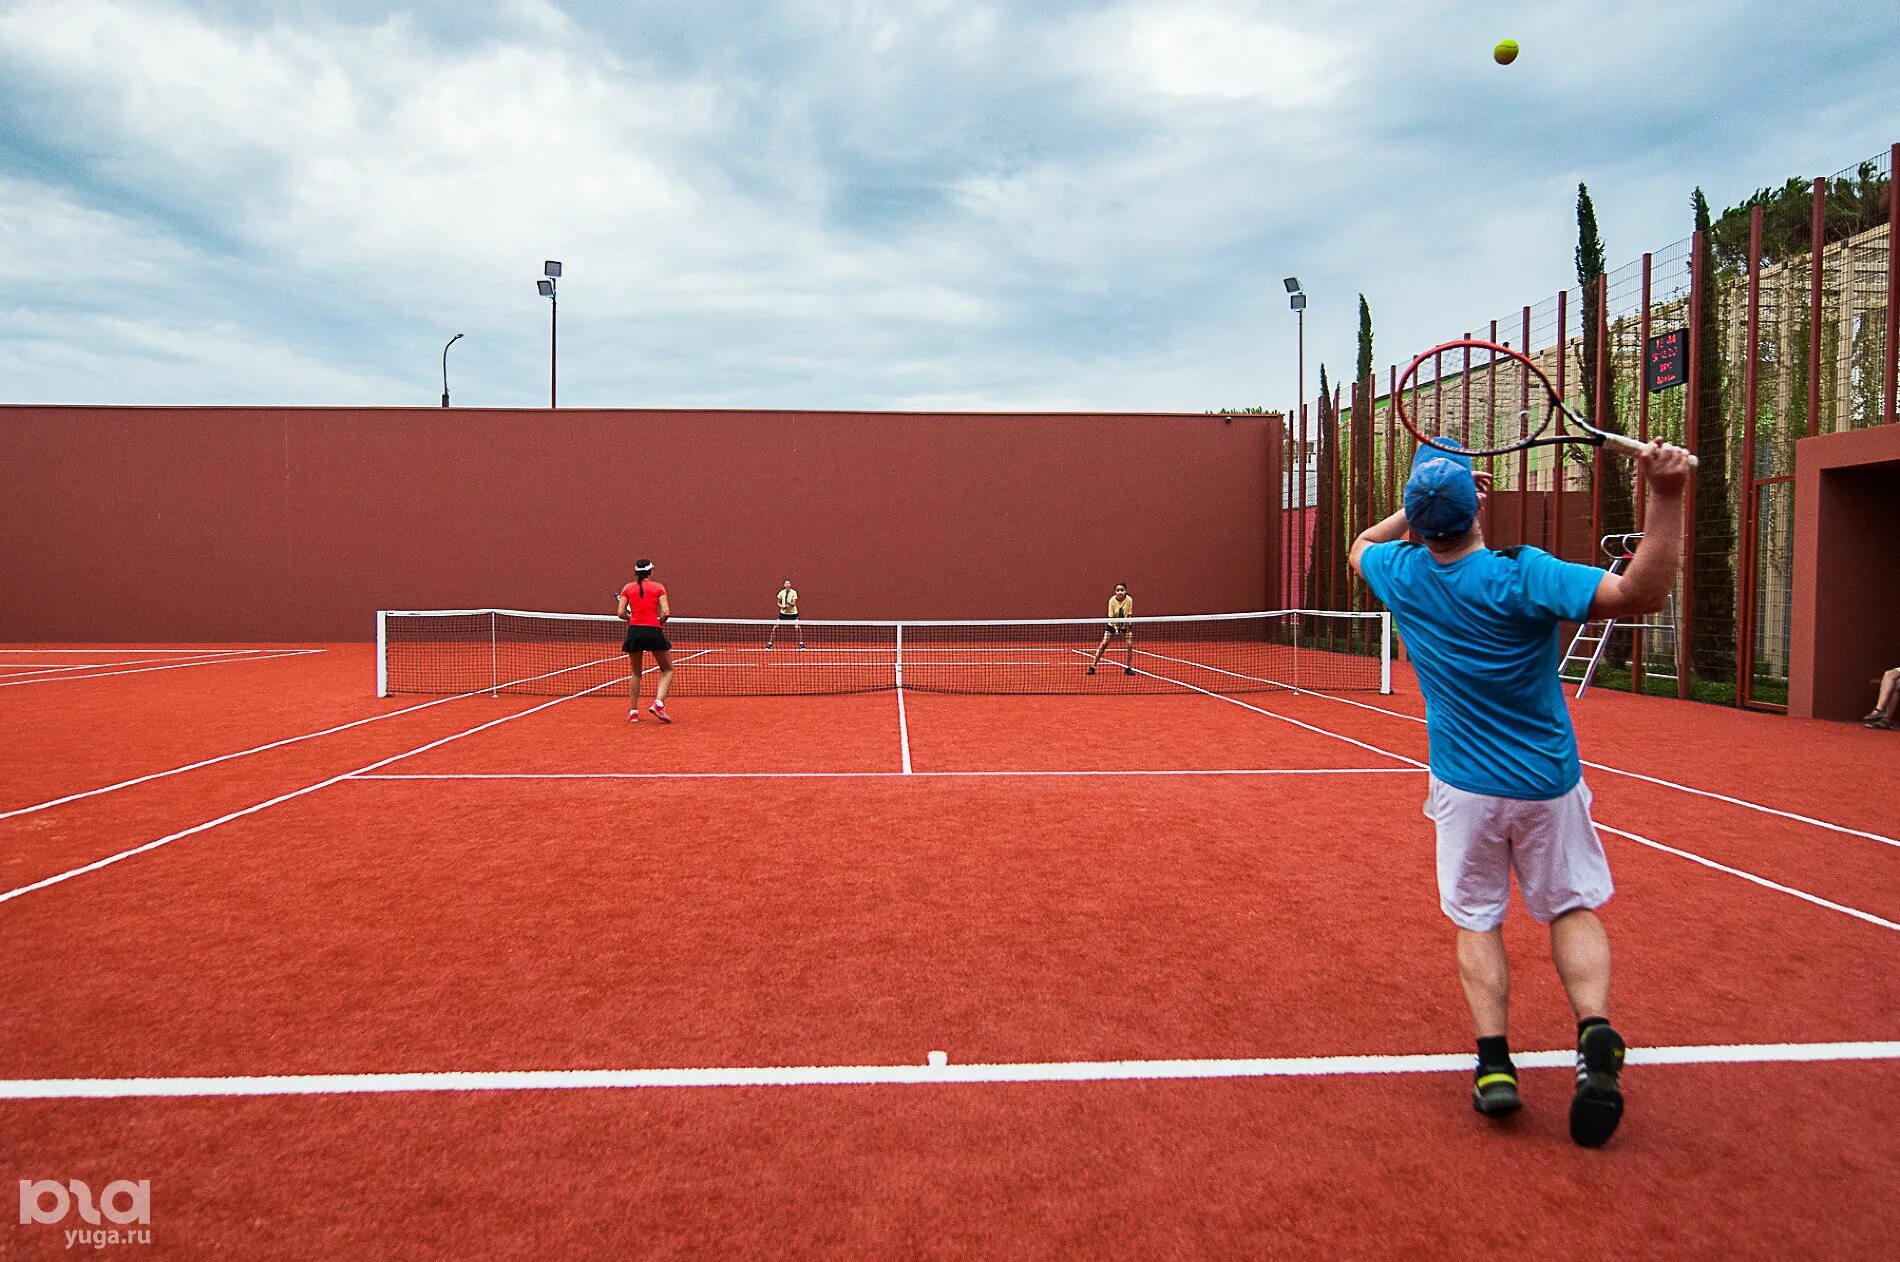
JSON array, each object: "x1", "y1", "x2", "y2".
[{"x1": 1646, "y1": 327, "x2": 1688, "y2": 393}]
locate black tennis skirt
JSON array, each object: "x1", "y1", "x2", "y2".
[{"x1": 623, "y1": 624, "x2": 671, "y2": 653}]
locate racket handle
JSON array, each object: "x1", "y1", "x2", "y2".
[{"x1": 1602, "y1": 431, "x2": 1700, "y2": 468}]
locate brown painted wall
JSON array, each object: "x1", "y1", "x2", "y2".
[
  {"x1": 1789, "y1": 425, "x2": 1900, "y2": 719},
  {"x1": 1, "y1": 407, "x2": 1281, "y2": 642}
]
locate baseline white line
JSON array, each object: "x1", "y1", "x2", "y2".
[
  {"x1": 0, "y1": 653, "x2": 673, "y2": 822},
  {"x1": 0, "y1": 677, "x2": 630, "y2": 908},
  {"x1": 3, "y1": 1040, "x2": 1893, "y2": 1100},
  {"x1": 1598, "y1": 824, "x2": 1900, "y2": 932},
  {"x1": 348, "y1": 768, "x2": 1426, "y2": 781},
  {"x1": 0, "y1": 649, "x2": 324, "y2": 689},
  {"x1": 1247, "y1": 679, "x2": 1900, "y2": 848}
]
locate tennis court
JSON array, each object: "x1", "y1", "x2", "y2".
[{"x1": 2, "y1": 633, "x2": 1894, "y2": 1258}]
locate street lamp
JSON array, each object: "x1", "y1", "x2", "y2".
[
  {"x1": 440, "y1": 333, "x2": 463, "y2": 408},
  {"x1": 538, "y1": 260, "x2": 562, "y2": 408},
  {"x1": 1284, "y1": 276, "x2": 1307, "y2": 502}
]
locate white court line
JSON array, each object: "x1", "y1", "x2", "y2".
[
  {"x1": 0, "y1": 652, "x2": 678, "y2": 823},
  {"x1": 3, "y1": 1040, "x2": 1893, "y2": 1100},
  {"x1": 1236, "y1": 674, "x2": 1900, "y2": 849},
  {"x1": 896, "y1": 691, "x2": 912, "y2": 775},
  {"x1": 1093, "y1": 651, "x2": 1423, "y2": 771},
  {"x1": 1123, "y1": 657, "x2": 1900, "y2": 930},
  {"x1": 672, "y1": 660, "x2": 1063, "y2": 669},
  {"x1": 1599, "y1": 824, "x2": 1900, "y2": 932},
  {"x1": 350, "y1": 768, "x2": 1427, "y2": 781},
  {"x1": 0, "y1": 648, "x2": 265, "y2": 656},
  {"x1": 0, "y1": 650, "x2": 276, "y2": 680},
  {"x1": 0, "y1": 648, "x2": 323, "y2": 689},
  {"x1": 365, "y1": 768, "x2": 1429, "y2": 781},
  {"x1": 0, "y1": 673, "x2": 634, "y2": 908}
]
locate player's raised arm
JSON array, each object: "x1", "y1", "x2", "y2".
[{"x1": 1586, "y1": 443, "x2": 1692, "y2": 620}]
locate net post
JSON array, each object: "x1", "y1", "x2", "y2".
[
  {"x1": 375, "y1": 610, "x2": 388, "y2": 698},
  {"x1": 1379, "y1": 612, "x2": 1392, "y2": 695}
]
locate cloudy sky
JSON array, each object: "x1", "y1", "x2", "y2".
[{"x1": 2, "y1": 0, "x2": 1895, "y2": 413}]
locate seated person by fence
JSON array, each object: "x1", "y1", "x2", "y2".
[{"x1": 1865, "y1": 667, "x2": 1900, "y2": 730}]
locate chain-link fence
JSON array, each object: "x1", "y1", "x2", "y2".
[{"x1": 1284, "y1": 141, "x2": 1896, "y2": 710}]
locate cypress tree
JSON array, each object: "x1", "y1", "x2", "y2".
[
  {"x1": 1355, "y1": 296, "x2": 1376, "y2": 531},
  {"x1": 1352, "y1": 298, "x2": 1377, "y2": 622},
  {"x1": 1690, "y1": 188, "x2": 1737, "y2": 683},
  {"x1": 1575, "y1": 184, "x2": 1636, "y2": 661},
  {"x1": 1303, "y1": 364, "x2": 1338, "y2": 610}
]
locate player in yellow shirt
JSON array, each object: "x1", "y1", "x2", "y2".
[
  {"x1": 765, "y1": 579, "x2": 804, "y2": 649},
  {"x1": 1087, "y1": 583, "x2": 1136, "y2": 676}
]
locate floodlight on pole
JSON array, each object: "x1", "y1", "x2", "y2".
[
  {"x1": 1286, "y1": 279, "x2": 1308, "y2": 509},
  {"x1": 538, "y1": 262, "x2": 562, "y2": 408},
  {"x1": 440, "y1": 333, "x2": 463, "y2": 408}
]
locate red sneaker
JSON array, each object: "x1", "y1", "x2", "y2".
[
  {"x1": 627, "y1": 709, "x2": 640, "y2": 722},
  {"x1": 649, "y1": 702, "x2": 672, "y2": 724}
]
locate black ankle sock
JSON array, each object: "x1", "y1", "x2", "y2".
[
  {"x1": 1577, "y1": 1016, "x2": 1610, "y2": 1039},
  {"x1": 1476, "y1": 1036, "x2": 1512, "y2": 1070}
]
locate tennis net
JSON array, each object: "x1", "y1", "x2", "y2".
[{"x1": 377, "y1": 609, "x2": 1392, "y2": 698}]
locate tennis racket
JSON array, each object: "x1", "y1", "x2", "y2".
[{"x1": 1394, "y1": 338, "x2": 1697, "y2": 468}]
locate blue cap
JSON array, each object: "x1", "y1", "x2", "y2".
[{"x1": 1404, "y1": 438, "x2": 1479, "y2": 539}]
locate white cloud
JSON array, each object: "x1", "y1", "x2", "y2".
[
  {"x1": 1064, "y1": 1, "x2": 1349, "y2": 107},
  {"x1": 0, "y1": 0, "x2": 1894, "y2": 409}
]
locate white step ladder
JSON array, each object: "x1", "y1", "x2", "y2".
[{"x1": 1560, "y1": 533, "x2": 1679, "y2": 698}]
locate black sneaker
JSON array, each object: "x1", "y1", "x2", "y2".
[
  {"x1": 1569, "y1": 1023, "x2": 1627, "y2": 1147},
  {"x1": 1124, "y1": 667, "x2": 1136, "y2": 676},
  {"x1": 1086, "y1": 666, "x2": 1097, "y2": 675},
  {"x1": 1472, "y1": 1065, "x2": 1522, "y2": 1118}
]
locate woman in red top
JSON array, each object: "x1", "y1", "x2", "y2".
[{"x1": 616, "y1": 558, "x2": 675, "y2": 723}]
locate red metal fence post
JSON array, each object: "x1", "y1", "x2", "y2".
[
  {"x1": 1332, "y1": 384, "x2": 1344, "y2": 613},
  {"x1": 1680, "y1": 233, "x2": 1703, "y2": 701},
  {"x1": 1554, "y1": 289, "x2": 1568, "y2": 561},
  {"x1": 1634, "y1": 253, "x2": 1653, "y2": 694},
  {"x1": 1460, "y1": 335, "x2": 1473, "y2": 450},
  {"x1": 1519, "y1": 306, "x2": 1531, "y2": 546},
  {"x1": 1485, "y1": 320, "x2": 1499, "y2": 539},
  {"x1": 1637, "y1": 255, "x2": 1653, "y2": 528},
  {"x1": 1347, "y1": 381, "x2": 1360, "y2": 616},
  {"x1": 1808, "y1": 177, "x2": 1824, "y2": 437},
  {"x1": 1387, "y1": 364, "x2": 1398, "y2": 521},
  {"x1": 1591, "y1": 280, "x2": 1608, "y2": 552},
  {"x1": 1887, "y1": 141, "x2": 1899, "y2": 423},
  {"x1": 1737, "y1": 205, "x2": 1764, "y2": 707}
]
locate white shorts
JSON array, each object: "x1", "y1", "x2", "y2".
[{"x1": 1423, "y1": 774, "x2": 1613, "y2": 932}]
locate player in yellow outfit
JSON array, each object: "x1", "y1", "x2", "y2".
[
  {"x1": 1087, "y1": 584, "x2": 1136, "y2": 676},
  {"x1": 766, "y1": 579, "x2": 804, "y2": 649}
]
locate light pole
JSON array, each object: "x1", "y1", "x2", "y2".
[
  {"x1": 440, "y1": 333, "x2": 463, "y2": 407},
  {"x1": 537, "y1": 260, "x2": 562, "y2": 408},
  {"x1": 1284, "y1": 277, "x2": 1307, "y2": 505}
]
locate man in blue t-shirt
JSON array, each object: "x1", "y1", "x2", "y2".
[{"x1": 1351, "y1": 436, "x2": 1691, "y2": 1148}]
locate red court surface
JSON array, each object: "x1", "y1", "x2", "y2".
[{"x1": 2, "y1": 644, "x2": 1895, "y2": 1258}]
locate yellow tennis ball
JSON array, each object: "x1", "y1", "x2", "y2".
[{"x1": 1494, "y1": 39, "x2": 1519, "y2": 65}]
